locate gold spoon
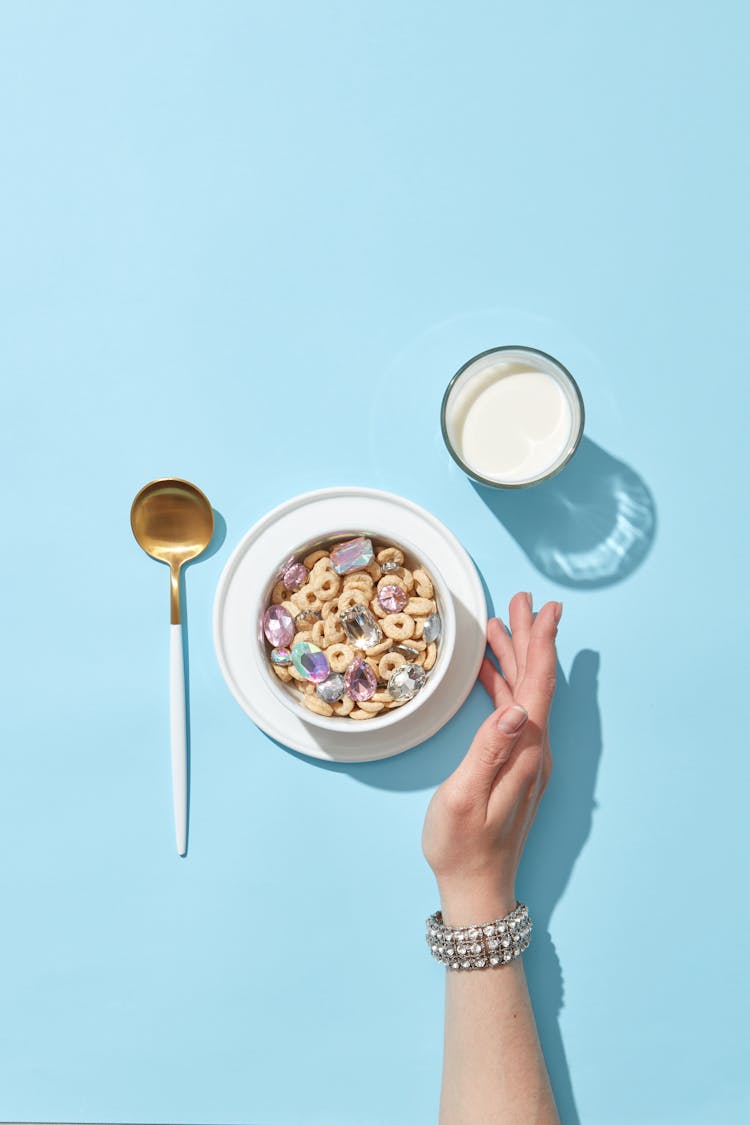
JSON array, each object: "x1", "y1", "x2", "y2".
[{"x1": 130, "y1": 478, "x2": 214, "y2": 855}]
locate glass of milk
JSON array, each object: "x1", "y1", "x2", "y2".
[{"x1": 440, "y1": 346, "x2": 585, "y2": 488}]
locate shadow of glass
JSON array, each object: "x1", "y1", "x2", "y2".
[
  {"x1": 178, "y1": 507, "x2": 228, "y2": 856},
  {"x1": 471, "y1": 436, "x2": 656, "y2": 588}
]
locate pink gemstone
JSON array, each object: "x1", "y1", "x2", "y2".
[
  {"x1": 263, "y1": 604, "x2": 295, "y2": 648},
  {"x1": 282, "y1": 561, "x2": 309, "y2": 591},
  {"x1": 377, "y1": 584, "x2": 407, "y2": 613},
  {"x1": 343, "y1": 655, "x2": 378, "y2": 702}
]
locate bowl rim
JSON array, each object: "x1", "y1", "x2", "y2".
[{"x1": 257, "y1": 525, "x2": 455, "y2": 731}]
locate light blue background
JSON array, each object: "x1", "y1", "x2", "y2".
[{"x1": 1, "y1": 3, "x2": 747, "y2": 1123}]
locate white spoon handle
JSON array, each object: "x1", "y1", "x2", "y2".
[{"x1": 169, "y1": 623, "x2": 187, "y2": 855}]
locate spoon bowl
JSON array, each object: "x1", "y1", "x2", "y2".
[{"x1": 131, "y1": 479, "x2": 214, "y2": 622}]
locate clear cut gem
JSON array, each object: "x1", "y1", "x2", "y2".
[
  {"x1": 381, "y1": 560, "x2": 399, "y2": 573},
  {"x1": 490, "y1": 955, "x2": 500, "y2": 966},
  {"x1": 294, "y1": 609, "x2": 321, "y2": 628},
  {"x1": 423, "y1": 612, "x2": 442, "y2": 643},
  {"x1": 316, "y1": 672, "x2": 345, "y2": 703},
  {"x1": 483, "y1": 924, "x2": 495, "y2": 936},
  {"x1": 343, "y1": 655, "x2": 377, "y2": 702},
  {"x1": 339, "y1": 603, "x2": 383, "y2": 649},
  {"x1": 387, "y1": 662, "x2": 426, "y2": 702},
  {"x1": 330, "y1": 536, "x2": 374, "y2": 575}
]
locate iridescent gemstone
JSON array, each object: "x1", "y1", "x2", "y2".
[
  {"x1": 263, "y1": 604, "x2": 295, "y2": 648},
  {"x1": 330, "y1": 535, "x2": 374, "y2": 575},
  {"x1": 316, "y1": 672, "x2": 345, "y2": 703},
  {"x1": 423, "y1": 612, "x2": 442, "y2": 643},
  {"x1": 282, "y1": 561, "x2": 309, "y2": 591},
  {"x1": 343, "y1": 655, "x2": 377, "y2": 702},
  {"x1": 291, "y1": 641, "x2": 330, "y2": 683},
  {"x1": 377, "y1": 584, "x2": 407, "y2": 613},
  {"x1": 339, "y1": 603, "x2": 383, "y2": 649},
  {"x1": 387, "y1": 662, "x2": 427, "y2": 702},
  {"x1": 393, "y1": 642, "x2": 420, "y2": 661},
  {"x1": 270, "y1": 647, "x2": 292, "y2": 666}
]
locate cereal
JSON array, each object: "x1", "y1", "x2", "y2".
[
  {"x1": 327, "y1": 642, "x2": 355, "y2": 673},
  {"x1": 382, "y1": 613, "x2": 415, "y2": 640},
  {"x1": 302, "y1": 693, "x2": 334, "y2": 717},
  {"x1": 311, "y1": 570, "x2": 341, "y2": 601},
  {"x1": 338, "y1": 589, "x2": 368, "y2": 614},
  {"x1": 379, "y1": 651, "x2": 406, "y2": 678},
  {"x1": 311, "y1": 620, "x2": 328, "y2": 648},
  {"x1": 262, "y1": 536, "x2": 441, "y2": 720},
  {"x1": 413, "y1": 568, "x2": 434, "y2": 598},
  {"x1": 291, "y1": 586, "x2": 322, "y2": 612},
  {"x1": 405, "y1": 597, "x2": 434, "y2": 617},
  {"x1": 377, "y1": 547, "x2": 404, "y2": 567},
  {"x1": 303, "y1": 549, "x2": 328, "y2": 568}
]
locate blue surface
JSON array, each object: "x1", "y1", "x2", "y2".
[{"x1": 1, "y1": 3, "x2": 748, "y2": 1123}]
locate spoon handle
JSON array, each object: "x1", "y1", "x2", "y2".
[{"x1": 170, "y1": 624, "x2": 188, "y2": 855}]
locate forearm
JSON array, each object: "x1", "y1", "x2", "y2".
[{"x1": 438, "y1": 890, "x2": 559, "y2": 1125}]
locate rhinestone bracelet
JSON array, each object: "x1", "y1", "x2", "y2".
[{"x1": 425, "y1": 902, "x2": 532, "y2": 970}]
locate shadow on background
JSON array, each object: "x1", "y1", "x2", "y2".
[
  {"x1": 471, "y1": 436, "x2": 656, "y2": 587},
  {"x1": 179, "y1": 507, "x2": 227, "y2": 855}
]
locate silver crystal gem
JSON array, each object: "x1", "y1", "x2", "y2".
[
  {"x1": 490, "y1": 955, "x2": 500, "y2": 965},
  {"x1": 339, "y1": 603, "x2": 383, "y2": 649},
  {"x1": 316, "y1": 673, "x2": 345, "y2": 703},
  {"x1": 294, "y1": 609, "x2": 321, "y2": 627},
  {"x1": 387, "y1": 662, "x2": 426, "y2": 702},
  {"x1": 380, "y1": 560, "x2": 399, "y2": 573},
  {"x1": 393, "y1": 642, "x2": 420, "y2": 661},
  {"x1": 423, "y1": 612, "x2": 442, "y2": 643}
]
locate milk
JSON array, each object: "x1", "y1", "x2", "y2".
[{"x1": 443, "y1": 351, "x2": 582, "y2": 486}]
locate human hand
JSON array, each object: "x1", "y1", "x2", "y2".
[{"x1": 421, "y1": 592, "x2": 561, "y2": 925}]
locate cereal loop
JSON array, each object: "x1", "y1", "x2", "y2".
[
  {"x1": 377, "y1": 574, "x2": 407, "y2": 593},
  {"x1": 413, "y1": 569, "x2": 434, "y2": 598},
  {"x1": 382, "y1": 613, "x2": 415, "y2": 640},
  {"x1": 291, "y1": 586, "x2": 322, "y2": 612},
  {"x1": 337, "y1": 589, "x2": 367, "y2": 614},
  {"x1": 369, "y1": 597, "x2": 387, "y2": 619},
  {"x1": 365, "y1": 637, "x2": 393, "y2": 656},
  {"x1": 292, "y1": 630, "x2": 314, "y2": 646},
  {"x1": 332, "y1": 695, "x2": 355, "y2": 715},
  {"x1": 377, "y1": 547, "x2": 404, "y2": 567},
  {"x1": 327, "y1": 643, "x2": 355, "y2": 673},
  {"x1": 272, "y1": 664, "x2": 291, "y2": 682},
  {"x1": 324, "y1": 615, "x2": 346, "y2": 644},
  {"x1": 302, "y1": 693, "x2": 334, "y2": 717},
  {"x1": 311, "y1": 571, "x2": 341, "y2": 601},
  {"x1": 357, "y1": 700, "x2": 385, "y2": 714},
  {"x1": 349, "y1": 708, "x2": 377, "y2": 720},
  {"x1": 423, "y1": 642, "x2": 437, "y2": 670},
  {"x1": 379, "y1": 651, "x2": 406, "y2": 678},
  {"x1": 311, "y1": 620, "x2": 328, "y2": 648},
  {"x1": 303, "y1": 549, "x2": 328, "y2": 568},
  {"x1": 405, "y1": 597, "x2": 434, "y2": 617},
  {"x1": 271, "y1": 579, "x2": 287, "y2": 603}
]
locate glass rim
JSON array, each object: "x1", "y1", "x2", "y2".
[{"x1": 440, "y1": 345, "x2": 586, "y2": 490}]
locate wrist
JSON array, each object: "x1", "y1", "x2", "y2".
[{"x1": 438, "y1": 880, "x2": 517, "y2": 927}]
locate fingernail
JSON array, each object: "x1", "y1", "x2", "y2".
[
  {"x1": 554, "y1": 602, "x2": 563, "y2": 624},
  {"x1": 497, "y1": 704, "x2": 528, "y2": 733},
  {"x1": 525, "y1": 592, "x2": 533, "y2": 609}
]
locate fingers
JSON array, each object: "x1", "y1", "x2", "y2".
[
  {"x1": 453, "y1": 702, "x2": 529, "y2": 795},
  {"x1": 508, "y1": 591, "x2": 534, "y2": 681},
  {"x1": 487, "y1": 617, "x2": 517, "y2": 686},
  {"x1": 519, "y1": 600, "x2": 561, "y2": 716},
  {"x1": 478, "y1": 654, "x2": 514, "y2": 710}
]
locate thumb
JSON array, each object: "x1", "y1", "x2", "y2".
[{"x1": 454, "y1": 703, "x2": 529, "y2": 793}]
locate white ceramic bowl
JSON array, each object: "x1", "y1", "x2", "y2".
[{"x1": 256, "y1": 527, "x2": 456, "y2": 732}]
